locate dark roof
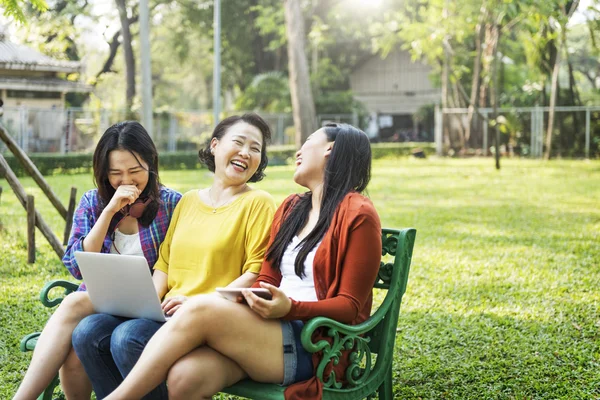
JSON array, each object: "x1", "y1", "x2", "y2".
[{"x1": 0, "y1": 34, "x2": 82, "y2": 73}]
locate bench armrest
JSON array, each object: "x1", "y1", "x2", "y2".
[
  {"x1": 40, "y1": 280, "x2": 80, "y2": 308},
  {"x1": 300, "y1": 315, "x2": 382, "y2": 389}
]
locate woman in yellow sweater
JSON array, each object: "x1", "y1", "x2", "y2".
[{"x1": 70, "y1": 113, "x2": 276, "y2": 399}]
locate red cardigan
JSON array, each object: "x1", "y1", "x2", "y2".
[{"x1": 254, "y1": 192, "x2": 382, "y2": 399}]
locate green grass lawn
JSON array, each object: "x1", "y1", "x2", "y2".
[{"x1": 1, "y1": 158, "x2": 599, "y2": 399}]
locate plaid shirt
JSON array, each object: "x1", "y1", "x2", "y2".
[{"x1": 63, "y1": 186, "x2": 182, "y2": 290}]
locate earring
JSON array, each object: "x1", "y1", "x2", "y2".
[{"x1": 210, "y1": 148, "x2": 215, "y2": 155}]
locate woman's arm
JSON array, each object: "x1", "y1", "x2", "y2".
[
  {"x1": 63, "y1": 193, "x2": 96, "y2": 279},
  {"x1": 152, "y1": 270, "x2": 169, "y2": 300},
  {"x1": 239, "y1": 192, "x2": 277, "y2": 276},
  {"x1": 225, "y1": 271, "x2": 258, "y2": 288},
  {"x1": 82, "y1": 185, "x2": 140, "y2": 252},
  {"x1": 152, "y1": 196, "x2": 184, "y2": 276},
  {"x1": 251, "y1": 195, "x2": 298, "y2": 289}
]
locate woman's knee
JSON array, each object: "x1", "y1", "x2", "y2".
[
  {"x1": 110, "y1": 319, "x2": 159, "y2": 355},
  {"x1": 167, "y1": 357, "x2": 215, "y2": 399},
  {"x1": 56, "y1": 292, "x2": 94, "y2": 322},
  {"x1": 72, "y1": 314, "x2": 100, "y2": 348},
  {"x1": 72, "y1": 314, "x2": 120, "y2": 350},
  {"x1": 167, "y1": 347, "x2": 245, "y2": 400},
  {"x1": 174, "y1": 294, "x2": 224, "y2": 327}
]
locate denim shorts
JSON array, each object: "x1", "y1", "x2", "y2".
[{"x1": 281, "y1": 320, "x2": 313, "y2": 385}]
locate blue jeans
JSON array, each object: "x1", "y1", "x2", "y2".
[{"x1": 72, "y1": 314, "x2": 167, "y2": 400}]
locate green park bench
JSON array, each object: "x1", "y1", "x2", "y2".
[{"x1": 20, "y1": 228, "x2": 416, "y2": 400}]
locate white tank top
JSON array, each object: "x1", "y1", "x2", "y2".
[
  {"x1": 278, "y1": 236, "x2": 320, "y2": 301},
  {"x1": 110, "y1": 229, "x2": 144, "y2": 257}
]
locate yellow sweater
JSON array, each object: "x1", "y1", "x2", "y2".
[{"x1": 154, "y1": 189, "x2": 276, "y2": 299}]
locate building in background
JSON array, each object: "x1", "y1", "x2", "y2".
[
  {"x1": 0, "y1": 26, "x2": 92, "y2": 152},
  {"x1": 350, "y1": 50, "x2": 440, "y2": 142}
]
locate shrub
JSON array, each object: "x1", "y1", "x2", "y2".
[{"x1": 1, "y1": 143, "x2": 436, "y2": 177}]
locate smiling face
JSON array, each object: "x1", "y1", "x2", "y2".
[
  {"x1": 210, "y1": 121, "x2": 264, "y2": 186},
  {"x1": 107, "y1": 149, "x2": 150, "y2": 193},
  {"x1": 293, "y1": 128, "x2": 333, "y2": 189}
]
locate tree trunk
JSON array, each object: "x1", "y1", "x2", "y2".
[
  {"x1": 284, "y1": 0, "x2": 318, "y2": 148},
  {"x1": 479, "y1": 23, "x2": 494, "y2": 110},
  {"x1": 465, "y1": 5, "x2": 487, "y2": 147},
  {"x1": 441, "y1": 0, "x2": 450, "y2": 152},
  {"x1": 490, "y1": 24, "x2": 501, "y2": 170},
  {"x1": 544, "y1": 0, "x2": 580, "y2": 159},
  {"x1": 451, "y1": 82, "x2": 466, "y2": 152},
  {"x1": 95, "y1": 16, "x2": 139, "y2": 83},
  {"x1": 565, "y1": 36, "x2": 581, "y2": 142},
  {"x1": 544, "y1": 41, "x2": 561, "y2": 160},
  {"x1": 115, "y1": 0, "x2": 136, "y2": 114}
]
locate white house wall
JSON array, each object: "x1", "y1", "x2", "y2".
[{"x1": 350, "y1": 50, "x2": 440, "y2": 114}]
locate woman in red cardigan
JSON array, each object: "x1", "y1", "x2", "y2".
[{"x1": 103, "y1": 123, "x2": 382, "y2": 400}]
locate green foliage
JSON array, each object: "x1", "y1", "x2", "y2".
[
  {"x1": 251, "y1": 1, "x2": 286, "y2": 52},
  {"x1": 3, "y1": 153, "x2": 95, "y2": 177},
  {"x1": 315, "y1": 90, "x2": 363, "y2": 115},
  {"x1": 0, "y1": 0, "x2": 47, "y2": 23},
  {"x1": 1, "y1": 159, "x2": 599, "y2": 399},
  {"x1": 234, "y1": 72, "x2": 291, "y2": 113}
]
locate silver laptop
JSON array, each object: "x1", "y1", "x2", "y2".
[{"x1": 74, "y1": 251, "x2": 168, "y2": 322}]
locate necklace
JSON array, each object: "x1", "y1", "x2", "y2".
[
  {"x1": 208, "y1": 188, "x2": 232, "y2": 213},
  {"x1": 208, "y1": 185, "x2": 249, "y2": 213}
]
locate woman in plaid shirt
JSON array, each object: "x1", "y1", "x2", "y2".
[{"x1": 14, "y1": 121, "x2": 182, "y2": 400}]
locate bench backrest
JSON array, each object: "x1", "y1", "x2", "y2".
[{"x1": 366, "y1": 228, "x2": 416, "y2": 354}]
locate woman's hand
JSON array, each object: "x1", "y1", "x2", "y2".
[
  {"x1": 243, "y1": 282, "x2": 291, "y2": 319},
  {"x1": 105, "y1": 185, "x2": 141, "y2": 215},
  {"x1": 161, "y1": 295, "x2": 188, "y2": 316}
]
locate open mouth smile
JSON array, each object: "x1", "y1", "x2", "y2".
[{"x1": 231, "y1": 160, "x2": 248, "y2": 170}]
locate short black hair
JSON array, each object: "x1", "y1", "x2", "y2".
[{"x1": 198, "y1": 113, "x2": 271, "y2": 182}]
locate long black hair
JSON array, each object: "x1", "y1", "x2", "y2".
[
  {"x1": 198, "y1": 113, "x2": 271, "y2": 182},
  {"x1": 93, "y1": 121, "x2": 161, "y2": 226},
  {"x1": 266, "y1": 123, "x2": 372, "y2": 277}
]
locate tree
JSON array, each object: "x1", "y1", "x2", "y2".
[
  {"x1": 544, "y1": 0, "x2": 580, "y2": 160},
  {"x1": 284, "y1": 0, "x2": 317, "y2": 147},
  {"x1": 1, "y1": 0, "x2": 47, "y2": 22},
  {"x1": 115, "y1": 0, "x2": 136, "y2": 114}
]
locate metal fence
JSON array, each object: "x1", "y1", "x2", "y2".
[
  {"x1": 435, "y1": 106, "x2": 600, "y2": 158},
  {"x1": 0, "y1": 107, "x2": 358, "y2": 154}
]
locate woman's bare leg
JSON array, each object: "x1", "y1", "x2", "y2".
[
  {"x1": 13, "y1": 292, "x2": 94, "y2": 400},
  {"x1": 104, "y1": 294, "x2": 284, "y2": 400},
  {"x1": 59, "y1": 349, "x2": 92, "y2": 400},
  {"x1": 167, "y1": 346, "x2": 246, "y2": 400}
]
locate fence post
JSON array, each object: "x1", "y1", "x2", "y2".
[
  {"x1": 277, "y1": 114, "x2": 284, "y2": 145},
  {"x1": 168, "y1": 114, "x2": 177, "y2": 152},
  {"x1": 100, "y1": 109, "x2": 109, "y2": 137},
  {"x1": 27, "y1": 194, "x2": 35, "y2": 263},
  {"x1": 63, "y1": 186, "x2": 77, "y2": 245},
  {"x1": 434, "y1": 105, "x2": 442, "y2": 156},
  {"x1": 538, "y1": 108, "x2": 544, "y2": 158},
  {"x1": 585, "y1": 108, "x2": 590, "y2": 159},
  {"x1": 483, "y1": 111, "x2": 488, "y2": 156},
  {"x1": 65, "y1": 108, "x2": 73, "y2": 154},
  {"x1": 20, "y1": 107, "x2": 29, "y2": 152}
]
